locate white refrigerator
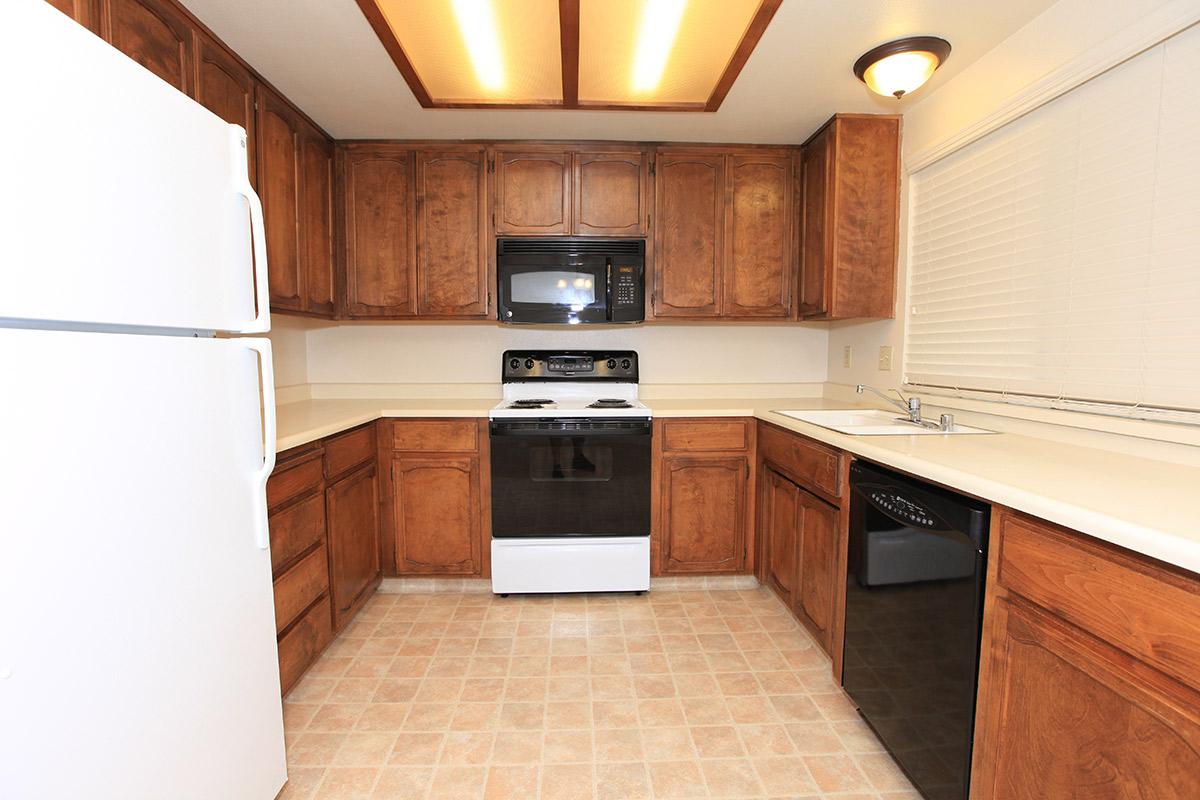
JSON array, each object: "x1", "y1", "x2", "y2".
[{"x1": 0, "y1": 2, "x2": 287, "y2": 798}]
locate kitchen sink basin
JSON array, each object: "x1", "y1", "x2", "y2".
[{"x1": 772, "y1": 408, "x2": 995, "y2": 436}]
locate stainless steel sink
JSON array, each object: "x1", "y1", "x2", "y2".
[{"x1": 772, "y1": 409, "x2": 995, "y2": 436}]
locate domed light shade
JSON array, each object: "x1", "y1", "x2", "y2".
[{"x1": 854, "y1": 36, "x2": 951, "y2": 98}]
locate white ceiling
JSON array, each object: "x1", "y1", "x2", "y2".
[{"x1": 183, "y1": 0, "x2": 1058, "y2": 143}]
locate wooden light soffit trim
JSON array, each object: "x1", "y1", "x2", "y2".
[
  {"x1": 706, "y1": 0, "x2": 782, "y2": 111},
  {"x1": 353, "y1": 0, "x2": 780, "y2": 112},
  {"x1": 559, "y1": 0, "x2": 580, "y2": 107}
]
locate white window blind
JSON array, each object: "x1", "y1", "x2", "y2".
[{"x1": 905, "y1": 23, "x2": 1200, "y2": 420}]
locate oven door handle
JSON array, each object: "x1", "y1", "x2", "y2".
[{"x1": 490, "y1": 423, "x2": 651, "y2": 437}]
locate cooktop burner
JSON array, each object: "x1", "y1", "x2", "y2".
[
  {"x1": 508, "y1": 398, "x2": 554, "y2": 409},
  {"x1": 588, "y1": 398, "x2": 633, "y2": 409}
]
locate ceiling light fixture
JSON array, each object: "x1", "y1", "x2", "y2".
[
  {"x1": 451, "y1": 0, "x2": 505, "y2": 92},
  {"x1": 853, "y1": 36, "x2": 950, "y2": 99},
  {"x1": 632, "y1": 0, "x2": 687, "y2": 94}
]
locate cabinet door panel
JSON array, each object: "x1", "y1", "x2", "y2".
[
  {"x1": 415, "y1": 149, "x2": 488, "y2": 317},
  {"x1": 256, "y1": 86, "x2": 303, "y2": 311},
  {"x1": 45, "y1": 0, "x2": 98, "y2": 30},
  {"x1": 495, "y1": 151, "x2": 571, "y2": 235},
  {"x1": 300, "y1": 125, "x2": 335, "y2": 315},
  {"x1": 654, "y1": 152, "x2": 724, "y2": 317},
  {"x1": 573, "y1": 151, "x2": 648, "y2": 236},
  {"x1": 726, "y1": 153, "x2": 792, "y2": 317},
  {"x1": 327, "y1": 464, "x2": 380, "y2": 630},
  {"x1": 661, "y1": 455, "x2": 746, "y2": 574},
  {"x1": 342, "y1": 148, "x2": 416, "y2": 317},
  {"x1": 102, "y1": 0, "x2": 192, "y2": 93},
  {"x1": 765, "y1": 470, "x2": 798, "y2": 605},
  {"x1": 799, "y1": 128, "x2": 830, "y2": 317},
  {"x1": 796, "y1": 489, "x2": 835, "y2": 647},
  {"x1": 392, "y1": 456, "x2": 481, "y2": 575},
  {"x1": 193, "y1": 33, "x2": 255, "y2": 182},
  {"x1": 974, "y1": 600, "x2": 1200, "y2": 800}
]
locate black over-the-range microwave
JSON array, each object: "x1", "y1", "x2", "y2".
[{"x1": 496, "y1": 238, "x2": 645, "y2": 324}]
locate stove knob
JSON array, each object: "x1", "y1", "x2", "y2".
[
  {"x1": 509, "y1": 358, "x2": 520, "y2": 370},
  {"x1": 606, "y1": 358, "x2": 617, "y2": 369},
  {"x1": 621, "y1": 358, "x2": 632, "y2": 370},
  {"x1": 524, "y1": 358, "x2": 535, "y2": 370}
]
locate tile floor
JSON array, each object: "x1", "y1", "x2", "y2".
[{"x1": 279, "y1": 586, "x2": 920, "y2": 800}]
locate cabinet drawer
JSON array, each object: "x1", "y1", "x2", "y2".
[
  {"x1": 661, "y1": 419, "x2": 750, "y2": 452},
  {"x1": 324, "y1": 424, "x2": 375, "y2": 479},
  {"x1": 267, "y1": 450, "x2": 323, "y2": 510},
  {"x1": 277, "y1": 593, "x2": 332, "y2": 696},
  {"x1": 998, "y1": 512, "x2": 1200, "y2": 690},
  {"x1": 268, "y1": 492, "x2": 327, "y2": 574},
  {"x1": 758, "y1": 422, "x2": 842, "y2": 502},
  {"x1": 274, "y1": 543, "x2": 330, "y2": 635},
  {"x1": 392, "y1": 419, "x2": 478, "y2": 452}
]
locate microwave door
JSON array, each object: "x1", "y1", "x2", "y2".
[{"x1": 502, "y1": 259, "x2": 608, "y2": 323}]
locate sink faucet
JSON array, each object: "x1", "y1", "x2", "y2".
[{"x1": 856, "y1": 384, "x2": 923, "y2": 425}]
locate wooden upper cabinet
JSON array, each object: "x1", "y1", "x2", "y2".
[
  {"x1": 800, "y1": 114, "x2": 900, "y2": 320},
  {"x1": 193, "y1": 33, "x2": 256, "y2": 183},
  {"x1": 44, "y1": 0, "x2": 99, "y2": 30},
  {"x1": 795, "y1": 488, "x2": 836, "y2": 648},
  {"x1": 341, "y1": 146, "x2": 416, "y2": 317},
  {"x1": 415, "y1": 148, "x2": 489, "y2": 317},
  {"x1": 256, "y1": 85, "x2": 304, "y2": 312},
  {"x1": 494, "y1": 150, "x2": 571, "y2": 235},
  {"x1": 725, "y1": 152, "x2": 793, "y2": 318},
  {"x1": 653, "y1": 151, "x2": 725, "y2": 317},
  {"x1": 299, "y1": 123, "x2": 335, "y2": 316},
  {"x1": 573, "y1": 151, "x2": 649, "y2": 236},
  {"x1": 100, "y1": 0, "x2": 193, "y2": 93},
  {"x1": 326, "y1": 462, "x2": 380, "y2": 631}
]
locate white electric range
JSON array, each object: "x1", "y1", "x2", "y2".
[{"x1": 488, "y1": 351, "x2": 651, "y2": 595}]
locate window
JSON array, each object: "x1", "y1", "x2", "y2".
[{"x1": 904, "y1": 24, "x2": 1200, "y2": 421}]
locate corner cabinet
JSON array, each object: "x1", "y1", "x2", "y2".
[
  {"x1": 970, "y1": 510, "x2": 1200, "y2": 799},
  {"x1": 383, "y1": 420, "x2": 489, "y2": 576},
  {"x1": 340, "y1": 144, "x2": 491, "y2": 320},
  {"x1": 653, "y1": 418, "x2": 754, "y2": 575},
  {"x1": 800, "y1": 114, "x2": 900, "y2": 320},
  {"x1": 653, "y1": 148, "x2": 794, "y2": 319}
]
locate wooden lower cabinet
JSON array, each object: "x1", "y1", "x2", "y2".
[
  {"x1": 326, "y1": 461, "x2": 381, "y2": 631},
  {"x1": 385, "y1": 419, "x2": 488, "y2": 577},
  {"x1": 971, "y1": 510, "x2": 1200, "y2": 799},
  {"x1": 794, "y1": 488, "x2": 836, "y2": 650},
  {"x1": 267, "y1": 423, "x2": 383, "y2": 694},
  {"x1": 762, "y1": 467, "x2": 798, "y2": 605},
  {"x1": 654, "y1": 418, "x2": 753, "y2": 575}
]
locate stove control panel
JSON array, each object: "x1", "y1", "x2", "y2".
[{"x1": 502, "y1": 350, "x2": 638, "y2": 382}]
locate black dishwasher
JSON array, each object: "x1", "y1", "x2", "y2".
[{"x1": 844, "y1": 462, "x2": 990, "y2": 800}]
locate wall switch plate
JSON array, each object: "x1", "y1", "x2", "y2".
[
  {"x1": 878, "y1": 346, "x2": 893, "y2": 371},
  {"x1": 842, "y1": 346, "x2": 852, "y2": 369}
]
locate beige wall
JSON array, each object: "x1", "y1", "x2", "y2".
[
  {"x1": 266, "y1": 314, "x2": 310, "y2": 389},
  {"x1": 826, "y1": 0, "x2": 1188, "y2": 391},
  {"x1": 297, "y1": 323, "x2": 829, "y2": 388}
]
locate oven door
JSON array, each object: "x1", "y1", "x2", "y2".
[
  {"x1": 490, "y1": 419, "x2": 651, "y2": 537},
  {"x1": 497, "y1": 256, "x2": 610, "y2": 324}
]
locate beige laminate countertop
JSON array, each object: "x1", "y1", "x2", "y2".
[{"x1": 275, "y1": 395, "x2": 1200, "y2": 576}]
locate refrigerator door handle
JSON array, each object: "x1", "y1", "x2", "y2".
[
  {"x1": 231, "y1": 125, "x2": 271, "y2": 334},
  {"x1": 244, "y1": 338, "x2": 276, "y2": 549}
]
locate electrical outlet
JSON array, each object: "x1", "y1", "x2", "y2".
[
  {"x1": 842, "y1": 346, "x2": 853, "y2": 369},
  {"x1": 878, "y1": 346, "x2": 893, "y2": 371}
]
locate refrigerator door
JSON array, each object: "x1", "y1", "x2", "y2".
[
  {"x1": 0, "y1": 0, "x2": 268, "y2": 334},
  {"x1": 0, "y1": 329, "x2": 285, "y2": 799}
]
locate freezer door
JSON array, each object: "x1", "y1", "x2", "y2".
[
  {"x1": 0, "y1": 0, "x2": 268, "y2": 334},
  {"x1": 0, "y1": 330, "x2": 285, "y2": 799}
]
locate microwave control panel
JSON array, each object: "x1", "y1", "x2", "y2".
[{"x1": 613, "y1": 265, "x2": 639, "y2": 307}]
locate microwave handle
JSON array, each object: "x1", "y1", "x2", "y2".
[{"x1": 605, "y1": 259, "x2": 613, "y2": 321}]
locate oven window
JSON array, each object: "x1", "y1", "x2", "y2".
[
  {"x1": 511, "y1": 271, "x2": 596, "y2": 307},
  {"x1": 529, "y1": 441, "x2": 612, "y2": 482}
]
